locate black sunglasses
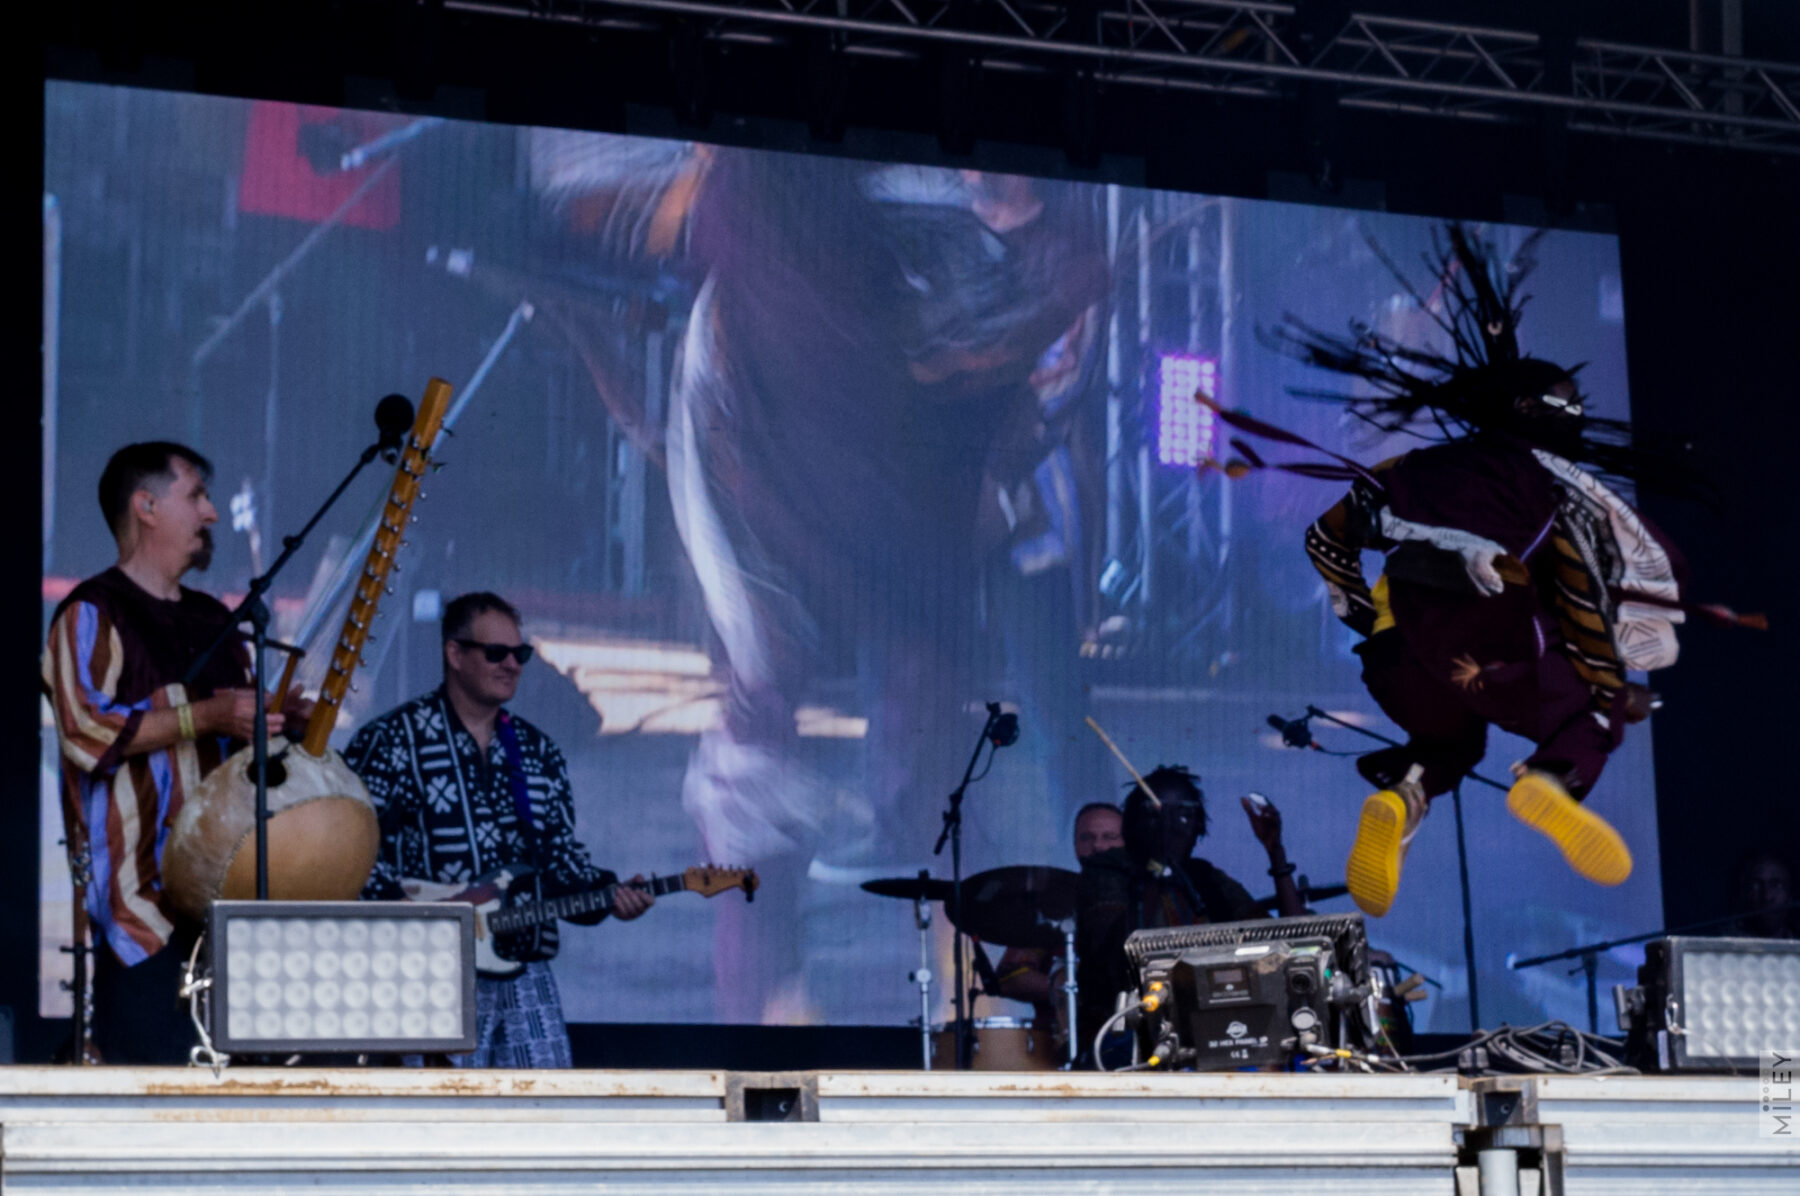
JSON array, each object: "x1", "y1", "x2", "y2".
[{"x1": 454, "y1": 638, "x2": 534, "y2": 665}]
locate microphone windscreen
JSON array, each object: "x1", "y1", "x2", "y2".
[{"x1": 375, "y1": 394, "x2": 416, "y2": 444}]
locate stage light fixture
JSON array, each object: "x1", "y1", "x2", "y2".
[
  {"x1": 1155, "y1": 353, "x2": 1218, "y2": 468},
  {"x1": 1123, "y1": 913, "x2": 1374, "y2": 1070},
  {"x1": 207, "y1": 901, "x2": 477, "y2": 1056},
  {"x1": 1618, "y1": 936, "x2": 1800, "y2": 1073}
]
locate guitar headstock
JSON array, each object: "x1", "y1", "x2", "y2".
[{"x1": 683, "y1": 864, "x2": 759, "y2": 902}]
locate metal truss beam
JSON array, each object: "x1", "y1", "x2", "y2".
[{"x1": 447, "y1": 0, "x2": 1800, "y2": 156}]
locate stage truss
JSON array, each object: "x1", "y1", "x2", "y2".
[{"x1": 448, "y1": 0, "x2": 1800, "y2": 157}]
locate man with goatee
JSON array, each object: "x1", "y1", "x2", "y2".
[{"x1": 43, "y1": 442, "x2": 300, "y2": 1063}]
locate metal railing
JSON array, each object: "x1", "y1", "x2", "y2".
[{"x1": 444, "y1": 0, "x2": 1800, "y2": 156}]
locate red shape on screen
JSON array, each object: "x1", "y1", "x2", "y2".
[{"x1": 239, "y1": 102, "x2": 403, "y2": 229}]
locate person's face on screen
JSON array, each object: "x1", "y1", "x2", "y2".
[
  {"x1": 444, "y1": 609, "x2": 526, "y2": 708},
  {"x1": 1072, "y1": 807, "x2": 1124, "y2": 862}
]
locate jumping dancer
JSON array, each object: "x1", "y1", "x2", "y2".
[{"x1": 1204, "y1": 225, "x2": 1757, "y2": 916}]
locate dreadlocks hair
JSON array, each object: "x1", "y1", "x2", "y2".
[
  {"x1": 1126, "y1": 765, "x2": 1209, "y2": 839},
  {"x1": 1262, "y1": 222, "x2": 1695, "y2": 494}
]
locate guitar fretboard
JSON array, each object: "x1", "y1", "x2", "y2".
[{"x1": 489, "y1": 874, "x2": 689, "y2": 935}]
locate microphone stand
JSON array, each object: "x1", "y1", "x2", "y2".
[
  {"x1": 183, "y1": 435, "x2": 397, "y2": 900},
  {"x1": 934, "y1": 706, "x2": 1001, "y2": 1072},
  {"x1": 1509, "y1": 900, "x2": 1800, "y2": 1034},
  {"x1": 1300, "y1": 704, "x2": 1491, "y2": 1030}
]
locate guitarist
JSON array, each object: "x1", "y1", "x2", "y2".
[
  {"x1": 43, "y1": 442, "x2": 311, "y2": 1064},
  {"x1": 345, "y1": 591, "x2": 653, "y2": 1068}
]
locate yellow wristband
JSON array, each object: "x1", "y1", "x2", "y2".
[{"x1": 176, "y1": 703, "x2": 196, "y2": 741}]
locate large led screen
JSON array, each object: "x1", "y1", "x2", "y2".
[{"x1": 40, "y1": 81, "x2": 1657, "y2": 1033}]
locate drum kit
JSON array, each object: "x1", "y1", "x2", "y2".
[
  {"x1": 861, "y1": 866, "x2": 1352, "y2": 1070},
  {"x1": 861, "y1": 865, "x2": 1079, "y2": 1070}
]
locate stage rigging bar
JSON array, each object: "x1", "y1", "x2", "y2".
[
  {"x1": 0, "y1": 1066, "x2": 1792, "y2": 1192},
  {"x1": 447, "y1": 0, "x2": 1800, "y2": 157}
]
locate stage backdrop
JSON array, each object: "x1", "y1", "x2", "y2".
[{"x1": 40, "y1": 80, "x2": 1658, "y2": 1033}]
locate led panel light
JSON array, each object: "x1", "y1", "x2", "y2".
[
  {"x1": 1625, "y1": 936, "x2": 1800, "y2": 1072},
  {"x1": 1155, "y1": 353, "x2": 1218, "y2": 468},
  {"x1": 208, "y1": 901, "x2": 477, "y2": 1055}
]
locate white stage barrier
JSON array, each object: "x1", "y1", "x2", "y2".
[{"x1": 0, "y1": 1066, "x2": 1790, "y2": 1193}]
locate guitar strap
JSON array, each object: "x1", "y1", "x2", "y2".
[{"x1": 494, "y1": 711, "x2": 549, "y2": 869}]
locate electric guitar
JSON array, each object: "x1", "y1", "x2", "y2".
[{"x1": 400, "y1": 863, "x2": 758, "y2": 976}]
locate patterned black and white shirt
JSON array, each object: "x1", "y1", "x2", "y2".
[{"x1": 345, "y1": 688, "x2": 613, "y2": 954}]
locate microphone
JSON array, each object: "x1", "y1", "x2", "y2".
[
  {"x1": 1266, "y1": 713, "x2": 1318, "y2": 751},
  {"x1": 985, "y1": 702, "x2": 1021, "y2": 748},
  {"x1": 374, "y1": 394, "x2": 416, "y2": 454}
]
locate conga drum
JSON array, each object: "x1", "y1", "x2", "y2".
[{"x1": 162, "y1": 738, "x2": 380, "y2": 921}]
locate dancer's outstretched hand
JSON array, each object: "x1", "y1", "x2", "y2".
[{"x1": 1622, "y1": 682, "x2": 1658, "y2": 724}]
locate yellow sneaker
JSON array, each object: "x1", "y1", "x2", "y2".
[
  {"x1": 1345, "y1": 773, "x2": 1425, "y2": 918},
  {"x1": 1506, "y1": 771, "x2": 1633, "y2": 886}
]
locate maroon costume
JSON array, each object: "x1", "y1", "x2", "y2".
[{"x1": 1313, "y1": 435, "x2": 1658, "y2": 801}]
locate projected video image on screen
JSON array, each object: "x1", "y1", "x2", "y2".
[{"x1": 41, "y1": 82, "x2": 1656, "y2": 1032}]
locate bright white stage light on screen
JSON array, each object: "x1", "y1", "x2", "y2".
[
  {"x1": 1624, "y1": 936, "x2": 1800, "y2": 1071},
  {"x1": 210, "y1": 901, "x2": 476, "y2": 1054},
  {"x1": 1156, "y1": 353, "x2": 1218, "y2": 468}
]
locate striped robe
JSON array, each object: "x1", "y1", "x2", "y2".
[{"x1": 42, "y1": 567, "x2": 248, "y2": 964}]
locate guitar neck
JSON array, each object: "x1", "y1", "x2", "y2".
[
  {"x1": 301, "y1": 378, "x2": 452, "y2": 756},
  {"x1": 492, "y1": 874, "x2": 688, "y2": 934}
]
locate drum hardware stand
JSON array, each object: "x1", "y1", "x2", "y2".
[
  {"x1": 1299, "y1": 704, "x2": 1495, "y2": 1031},
  {"x1": 183, "y1": 412, "x2": 410, "y2": 899},
  {"x1": 908, "y1": 869, "x2": 935, "y2": 1070},
  {"x1": 1058, "y1": 918, "x2": 1078, "y2": 1069},
  {"x1": 933, "y1": 702, "x2": 1018, "y2": 1070}
]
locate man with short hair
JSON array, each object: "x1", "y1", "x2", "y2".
[
  {"x1": 990, "y1": 802, "x2": 1124, "y2": 1021},
  {"x1": 44, "y1": 442, "x2": 295, "y2": 1063},
  {"x1": 346, "y1": 591, "x2": 653, "y2": 1068}
]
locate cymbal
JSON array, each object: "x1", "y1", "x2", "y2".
[
  {"x1": 1254, "y1": 881, "x2": 1350, "y2": 911},
  {"x1": 861, "y1": 876, "x2": 955, "y2": 903},
  {"x1": 950, "y1": 865, "x2": 1080, "y2": 950}
]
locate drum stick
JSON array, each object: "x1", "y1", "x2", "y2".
[{"x1": 1083, "y1": 716, "x2": 1161, "y2": 809}]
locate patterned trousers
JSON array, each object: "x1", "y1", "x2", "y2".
[{"x1": 453, "y1": 961, "x2": 573, "y2": 1069}]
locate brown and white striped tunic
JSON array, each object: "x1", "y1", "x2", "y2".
[{"x1": 42, "y1": 567, "x2": 249, "y2": 965}]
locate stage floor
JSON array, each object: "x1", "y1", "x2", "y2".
[{"x1": 0, "y1": 1066, "x2": 1791, "y2": 1193}]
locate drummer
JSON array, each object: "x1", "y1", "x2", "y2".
[
  {"x1": 43, "y1": 442, "x2": 310, "y2": 1063},
  {"x1": 1074, "y1": 766, "x2": 1308, "y2": 1061},
  {"x1": 989, "y1": 802, "x2": 1124, "y2": 1026}
]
